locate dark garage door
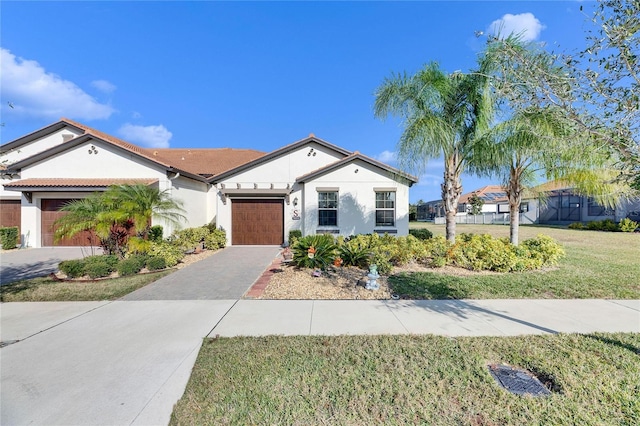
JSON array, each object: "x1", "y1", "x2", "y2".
[
  {"x1": 0, "y1": 200, "x2": 21, "y2": 234},
  {"x1": 232, "y1": 199, "x2": 284, "y2": 245},
  {"x1": 41, "y1": 199, "x2": 97, "y2": 246}
]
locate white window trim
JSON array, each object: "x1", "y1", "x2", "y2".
[{"x1": 375, "y1": 190, "x2": 396, "y2": 227}]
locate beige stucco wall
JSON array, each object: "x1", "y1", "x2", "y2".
[{"x1": 215, "y1": 144, "x2": 412, "y2": 245}]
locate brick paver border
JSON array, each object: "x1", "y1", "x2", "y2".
[{"x1": 244, "y1": 252, "x2": 284, "y2": 298}]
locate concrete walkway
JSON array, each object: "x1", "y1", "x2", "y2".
[{"x1": 121, "y1": 246, "x2": 281, "y2": 300}]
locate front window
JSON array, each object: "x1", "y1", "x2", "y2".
[
  {"x1": 375, "y1": 191, "x2": 395, "y2": 226},
  {"x1": 318, "y1": 191, "x2": 338, "y2": 226}
]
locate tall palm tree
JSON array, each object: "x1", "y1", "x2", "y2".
[
  {"x1": 470, "y1": 107, "x2": 568, "y2": 245},
  {"x1": 375, "y1": 62, "x2": 494, "y2": 242},
  {"x1": 104, "y1": 183, "x2": 186, "y2": 239}
]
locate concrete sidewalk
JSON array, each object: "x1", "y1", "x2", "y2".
[
  {"x1": 1, "y1": 299, "x2": 638, "y2": 425},
  {"x1": 210, "y1": 299, "x2": 640, "y2": 337}
]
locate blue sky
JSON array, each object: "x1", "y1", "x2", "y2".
[{"x1": 1, "y1": 1, "x2": 591, "y2": 202}]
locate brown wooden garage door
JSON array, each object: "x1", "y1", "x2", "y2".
[
  {"x1": 0, "y1": 200, "x2": 21, "y2": 233},
  {"x1": 232, "y1": 199, "x2": 284, "y2": 245},
  {"x1": 41, "y1": 199, "x2": 97, "y2": 246}
]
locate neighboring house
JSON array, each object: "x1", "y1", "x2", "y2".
[
  {"x1": 417, "y1": 182, "x2": 640, "y2": 225},
  {"x1": 0, "y1": 119, "x2": 417, "y2": 247}
]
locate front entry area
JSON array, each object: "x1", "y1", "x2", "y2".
[{"x1": 231, "y1": 199, "x2": 284, "y2": 245}]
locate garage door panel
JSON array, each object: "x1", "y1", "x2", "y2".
[
  {"x1": 0, "y1": 200, "x2": 21, "y2": 234},
  {"x1": 232, "y1": 199, "x2": 283, "y2": 245},
  {"x1": 41, "y1": 199, "x2": 97, "y2": 247}
]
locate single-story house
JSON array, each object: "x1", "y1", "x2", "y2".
[{"x1": 0, "y1": 119, "x2": 417, "y2": 247}]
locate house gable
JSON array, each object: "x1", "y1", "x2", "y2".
[
  {"x1": 212, "y1": 139, "x2": 349, "y2": 186},
  {"x1": 210, "y1": 135, "x2": 351, "y2": 183},
  {"x1": 0, "y1": 122, "x2": 84, "y2": 166}
]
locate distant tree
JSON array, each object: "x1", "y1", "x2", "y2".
[
  {"x1": 479, "y1": 33, "x2": 629, "y2": 245},
  {"x1": 375, "y1": 62, "x2": 493, "y2": 243},
  {"x1": 482, "y1": 0, "x2": 639, "y2": 191},
  {"x1": 467, "y1": 193, "x2": 484, "y2": 216}
]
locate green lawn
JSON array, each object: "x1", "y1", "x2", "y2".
[
  {"x1": 389, "y1": 223, "x2": 640, "y2": 299},
  {"x1": 171, "y1": 333, "x2": 640, "y2": 425},
  {"x1": 0, "y1": 271, "x2": 172, "y2": 302}
]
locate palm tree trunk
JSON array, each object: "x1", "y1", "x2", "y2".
[
  {"x1": 442, "y1": 158, "x2": 463, "y2": 243},
  {"x1": 509, "y1": 201, "x2": 520, "y2": 246},
  {"x1": 507, "y1": 166, "x2": 523, "y2": 245}
]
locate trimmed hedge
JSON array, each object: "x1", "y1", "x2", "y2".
[{"x1": 0, "y1": 227, "x2": 19, "y2": 250}]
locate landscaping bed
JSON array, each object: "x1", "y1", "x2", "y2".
[{"x1": 255, "y1": 224, "x2": 640, "y2": 300}]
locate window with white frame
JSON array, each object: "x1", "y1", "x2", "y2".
[
  {"x1": 375, "y1": 191, "x2": 395, "y2": 227},
  {"x1": 318, "y1": 191, "x2": 338, "y2": 226}
]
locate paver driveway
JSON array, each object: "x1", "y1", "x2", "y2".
[{"x1": 121, "y1": 246, "x2": 281, "y2": 300}]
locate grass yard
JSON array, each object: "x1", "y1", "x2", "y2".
[
  {"x1": 389, "y1": 223, "x2": 640, "y2": 299},
  {"x1": 171, "y1": 333, "x2": 640, "y2": 425},
  {"x1": 0, "y1": 270, "x2": 172, "y2": 302}
]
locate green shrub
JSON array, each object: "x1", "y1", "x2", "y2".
[
  {"x1": 204, "y1": 228, "x2": 226, "y2": 249},
  {"x1": 84, "y1": 260, "x2": 113, "y2": 279},
  {"x1": 117, "y1": 255, "x2": 147, "y2": 276},
  {"x1": 59, "y1": 259, "x2": 86, "y2": 278},
  {"x1": 619, "y1": 218, "x2": 638, "y2": 232},
  {"x1": 82, "y1": 255, "x2": 119, "y2": 279},
  {"x1": 146, "y1": 256, "x2": 167, "y2": 271},
  {"x1": 449, "y1": 234, "x2": 517, "y2": 272},
  {"x1": 567, "y1": 222, "x2": 584, "y2": 230},
  {"x1": 84, "y1": 255, "x2": 119, "y2": 269},
  {"x1": 171, "y1": 227, "x2": 210, "y2": 250},
  {"x1": 288, "y1": 230, "x2": 302, "y2": 244},
  {"x1": 0, "y1": 227, "x2": 19, "y2": 250},
  {"x1": 292, "y1": 234, "x2": 337, "y2": 269},
  {"x1": 424, "y1": 236, "x2": 450, "y2": 268},
  {"x1": 520, "y1": 234, "x2": 565, "y2": 267},
  {"x1": 149, "y1": 225, "x2": 163, "y2": 242},
  {"x1": 409, "y1": 228, "x2": 433, "y2": 240},
  {"x1": 148, "y1": 241, "x2": 184, "y2": 267},
  {"x1": 586, "y1": 219, "x2": 619, "y2": 232}
]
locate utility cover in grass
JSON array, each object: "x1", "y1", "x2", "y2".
[{"x1": 488, "y1": 364, "x2": 552, "y2": 397}]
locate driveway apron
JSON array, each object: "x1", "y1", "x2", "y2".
[{"x1": 121, "y1": 246, "x2": 281, "y2": 300}]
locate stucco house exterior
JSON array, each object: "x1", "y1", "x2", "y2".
[{"x1": 0, "y1": 119, "x2": 417, "y2": 247}]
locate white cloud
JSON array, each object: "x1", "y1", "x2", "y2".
[
  {"x1": 118, "y1": 123, "x2": 172, "y2": 148},
  {"x1": 488, "y1": 13, "x2": 545, "y2": 42},
  {"x1": 91, "y1": 79, "x2": 116, "y2": 94},
  {"x1": 376, "y1": 150, "x2": 396, "y2": 163},
  {"x1": 0, "y1": 48, "x2": 115, "y2": 120}
]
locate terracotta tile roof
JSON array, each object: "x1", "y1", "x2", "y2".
[
  {"x1": 145, "y1": 148, "x2": 265, "y2": 177},
  {"x1": 3, "y1": 178, "x2": 158, "y2": 188},
  {"x1": 459, "y1": 185, "x2": 508, "y2": 203},
  {"x1": 59, "y1": 118, "x2": 265, "y2": 178}
]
